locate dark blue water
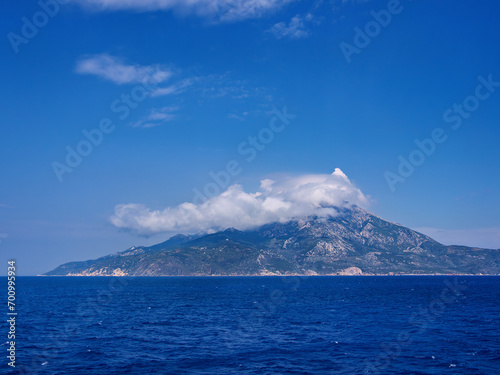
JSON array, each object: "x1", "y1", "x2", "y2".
[{"x1": 3, "y1": 276, "x2": 499, "y2": 374}]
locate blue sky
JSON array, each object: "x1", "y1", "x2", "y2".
[{"x1": 1, "y1": 0, "x2": 499, "y2": 275}]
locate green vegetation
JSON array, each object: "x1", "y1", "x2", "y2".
[{"x1": 45, "y1": 206, "x2": 500, "y2": 276}]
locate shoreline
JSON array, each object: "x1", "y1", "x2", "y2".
[{"x1": 35, "y1": 273, "x2": 500, "y2": 277}]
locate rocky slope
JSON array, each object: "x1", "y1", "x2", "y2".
[{"x1": 45, "y1": 206, "x2": 500, "y2": 276}]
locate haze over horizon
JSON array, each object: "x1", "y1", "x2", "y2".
[{"x1": 1, "y1": 0, "x2": 500, "y2": 275}]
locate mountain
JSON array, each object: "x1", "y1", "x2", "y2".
[{"x1": 44, "y1": 206, "x2": 500, "y2": 276}]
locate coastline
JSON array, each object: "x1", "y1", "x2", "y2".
[{"x1": 36, "y1": 273, "x2": 500, "y2": 277}]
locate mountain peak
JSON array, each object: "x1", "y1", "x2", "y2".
[{"x1": 45, "y1": 208, "x2": 500, "y2": 276}]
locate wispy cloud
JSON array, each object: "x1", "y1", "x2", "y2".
[
  {"x1": 227, "y1": 108, "x2": 266, "y2": 121},
  {"x1": 227, "y1": 111, "x2": 250, "y2": 121},
  {"x1": 268, "y1": 13, "x2": 315, "y2": 39},
  {"x1": 193, "y1": 73, "x2": 273, "y2": 103},
  {"x1": 110, "y1": 169, "x2": 369, "y2": 235},
  {"x1": 75, "y1": 0, "x2": 295, "y2": 22},
  {"x1": 75, "y1": 53, "x2": 197, "y2": 99},
  {"x1": 74, "y1": 56, "x2": 266, "y2": 101},
  {"x1": 76, "y1": 55, "x2": 273, "y2": 127},
  {"x1": 75, "y1": 54, "x2": 173, "y2": 85},
  {"x1": 150, "y1": 78, "x2": 195, "y2": 97},
  {"x1": 131, "y1": 106, "x2": 179, "y2": 128}
]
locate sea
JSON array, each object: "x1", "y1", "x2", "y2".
[{"x1": 3, "y1": 276, "x2": 499, "y2": 374}]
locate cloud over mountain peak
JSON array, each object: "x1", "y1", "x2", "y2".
[{"x1": 110, "y1": 169, "x2": 369, "y2": 235}]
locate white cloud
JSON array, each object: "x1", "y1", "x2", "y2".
[
  {"x1": 75, "y1": 55, "x2": 274, "y2": 127},
  {"x1": 75, "y1": 0, "x2": 294, "y2": 22},
  {"x1": 75, "y1": 54, "x2": 195, "y2": 100},
  {"x1": 150, "y1": 78, "x2": 195, "y2": 97},
  {"x1": 131, "y1": 106, "x2": 179, "y2": 128},
  {"x1": 415, "y1": 227, "x2": 500, "y2": 250},
  {"x1": 74, "y1": 56, "x2": 262, "y2": 102},
  {"x1": 227, "y1": 111, "x2": 250, "y2": 121},
  {"x1": 75, "y1": 54, "x2": 173, "y2": 85},
  {"x1": 268, "y1": 13, "x2": 314, "y2": 39},
  {"x1": 110, "y1": 168, "x2": 369, "y2": 235}
]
